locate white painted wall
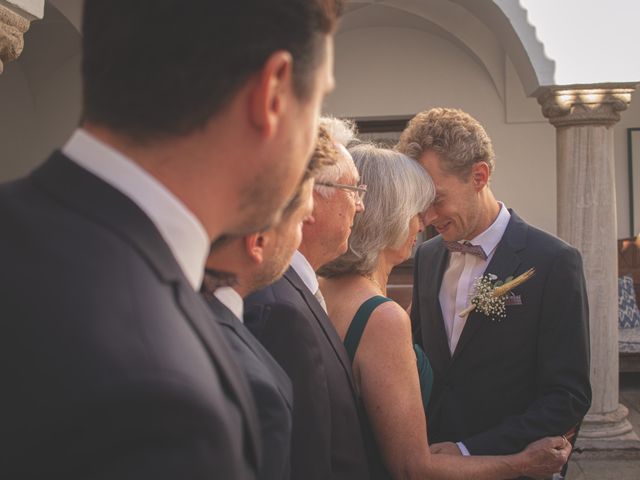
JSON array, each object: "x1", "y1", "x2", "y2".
[
  {"x1": 1, "y1": 0, "x2": 637, "y2": 238},
  {"x1": 326, "y1": 25, "x2": 558, "y2": 235},
  {"x1": 614, "y1": 94, "x2": 640, "y2": 238},
  {"x1": 0, "y1": 1, "x2": 81, "y2": 182},
  {"x1": 326, "y1": 22, "x2": 640, "y2": 238}
]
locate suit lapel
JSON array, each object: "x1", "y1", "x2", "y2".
[
  {"x1": 422, "y1": 242, "x2": 452, "y2": 365},
  {"x1": 451, "y1": 212, "x2": 527, "y2": 362},
  {"x1": 31, "y1": 152, "x2": 261, "y2": 467},
  {"x1": 211, "y1": 298, "x2": 293, "y2": 409},
  {"x1": 284, "y1": 268, "x2": 359, "y2": 395},
  {"x1": 175, "y1": 287, "x2": 262, "y2": 465}
]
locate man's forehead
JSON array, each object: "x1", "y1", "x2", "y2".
[
  {"x1": 339, "y1": 169, "x2": 359, "y2": 184},
  {"x1": 336, "y1": 143, "x2": 350, "y2": 160},
  {"x1": 335, "y1": 144, "x2": 359, "y2": 183}
]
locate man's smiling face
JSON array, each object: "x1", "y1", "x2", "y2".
[{"x1": 419, "y1": 150, "x2": 482, "y2": 242}]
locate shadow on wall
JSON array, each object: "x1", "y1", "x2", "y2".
[{"x1": 0, "y1": 1, "x2": 81, "y2": 182}]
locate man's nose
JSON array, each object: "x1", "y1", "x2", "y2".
[
  {"x1": 355, "y1": 199, "x2": 365, "y2": 213},
  {"x1": 422, "y1": 206, "x2": 437, "y2": 225}
]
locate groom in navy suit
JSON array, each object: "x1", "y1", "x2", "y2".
[{"x1": 397, "y1": 108, "x2": 591, "y2": 462}]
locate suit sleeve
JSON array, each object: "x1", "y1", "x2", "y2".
[
  {"x1": 218, "y1": 323, "x2": 292, "y2": 480},
  {"x1": 463, "y1": 246, "x2": 592, "y2": 455},
  {"x1": 44, "y1": 377, "x2": 256, "y2": 480},
  {"x1": 245, "y1": 302, "x2": 333, "y2": 480}
]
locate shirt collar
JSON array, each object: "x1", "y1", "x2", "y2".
[
  {"x1": 467, "y1": 202, "x2": 511, "y2": 258},
  {"x1": 290, "y1": 250, "x2": 319, "y2": 293},
  {"x1": 62, "y1": 128, "x2": 209, "y2": 290},
  {"x1": 214, "y1": 286, "x2": 244, "y2": 321}
]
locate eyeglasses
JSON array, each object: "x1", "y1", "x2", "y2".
[{"x1": 316, "y1": 181, "x2": 367, "y2": 204}]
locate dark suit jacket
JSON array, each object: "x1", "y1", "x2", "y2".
[
  {"x1": 411, "y1": 211, "x2": 591, "y2": 455},
  {"x1": 206, "y1": 296, "x2": 293, "y2": 480},
  {"x1": 0, "y1": 152, "x2": 260, "y2": 479},
  {"x1": 244, "y1": 267, "x2": 370, "y2": 480}
]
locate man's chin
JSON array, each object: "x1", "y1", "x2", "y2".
[
  {"x1": 248, "y1": 259, "x2": 291, "y2": 294},
  {"x1": 337, "y1": 241, "x2": 350, "y2": 258}
]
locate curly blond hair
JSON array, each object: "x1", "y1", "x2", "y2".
[{"x1": 396, "y1": 107, "x2": 495, "y2": 179}]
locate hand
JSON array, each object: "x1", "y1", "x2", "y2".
[
  {"x1": 430, "y1": 441, "x2": 463, "y2": 455},
  {"x1": 517, "y1": 436, "x2": 571, "y2": 479}
]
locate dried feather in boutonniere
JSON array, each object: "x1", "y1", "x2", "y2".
[{"x1": 459, "y1": 268, "x2": 536, "y2": 321}]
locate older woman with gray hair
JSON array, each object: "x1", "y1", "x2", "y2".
[{"x1": 318, "y1": 144, "x2": 572, "y2": 480}]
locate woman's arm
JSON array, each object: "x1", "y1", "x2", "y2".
[{"x1": 356, "y1": 302, "x2": 569, "y2": 480}]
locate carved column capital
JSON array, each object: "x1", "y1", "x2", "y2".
[
  {"x1": 537, "y1": 85, "x2": 636, "y2": 128},
  {"x1": 0, "y1": 3, "x2": 31, "y2": 74}
]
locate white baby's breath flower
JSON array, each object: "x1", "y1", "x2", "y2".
[{"x1": 459, "y1": 268, "x2": 536, "y2": 321}]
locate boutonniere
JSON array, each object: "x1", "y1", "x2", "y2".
[{"x1": 459, "y1": 268, "x2": 536, "y2": 321}]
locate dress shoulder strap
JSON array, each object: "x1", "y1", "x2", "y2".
[{"x1": 343, "y1": 295, "x2": 393, "y2": 364}]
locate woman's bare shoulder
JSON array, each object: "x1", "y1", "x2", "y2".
[{"x1": 363, "y1": 299, "x2": 412, "y2": 346}]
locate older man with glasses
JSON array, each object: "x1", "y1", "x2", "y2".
[{"x1": 244, "y1": 117, "x2": 370, "y2": 480}]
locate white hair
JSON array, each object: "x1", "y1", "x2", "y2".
[
  {"x1": 321, "y1": 115, "x2": 357, "y2": 148},
  {"x1": 314, "y1": 116, "x2": 359, "y2": 198},
  {"x1": 319, "y1": 143, "x2": 435, "y2": 277}
]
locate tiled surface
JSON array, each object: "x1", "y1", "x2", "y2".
[{"x1": 566, "y1": 373, "x2": 640, "y2": 479}]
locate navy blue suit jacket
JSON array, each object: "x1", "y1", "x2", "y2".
[
  {"x1": 206, "y1": 296, "x2": 293, "y2": 480},
  {"x1": 0, "y1": 153, "x2": 260, "y2": 478},
  {"x1": 244, "y1": 267, "x2": 371, "y2": 480},
  {"x1": 411, "y1": 211, "x2": 591, "y2": 455}
]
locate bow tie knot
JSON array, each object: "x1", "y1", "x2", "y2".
[{"x1": 444, "y1": 241, "x2": 487, "y2": 260}]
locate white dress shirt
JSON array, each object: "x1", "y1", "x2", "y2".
[
  {"x1": 62, "y1": 128, "x2": 209, "y2": 291},
  {"x1": 290, "y1": 250, "x2": 319, "y2": 294},
  {"x1": 214, "y1": 286, "x2": 244, "y2": 322},
  {"x1": 439, "y1": 203, "x2": 511, "y2": 355}
]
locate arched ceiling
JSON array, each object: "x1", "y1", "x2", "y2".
[
  {"x1": 340, "y1": 1, "x2": 507, "y2": 100},
  {"x1": 44, "y1": 0, "x2": 550, "y2": 95},
  {"x1": 342, "y1": 0, "x2": 553, "y2": 96},
  {"x1": 47, "y1": 0, "x2": 81, "y2": 32},
  {"x1": 42, "y1": 0, "x2": 640, "y2": 94}
]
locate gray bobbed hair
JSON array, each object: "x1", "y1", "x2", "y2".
[{"x1": 319, "y1": 143, "x2": 435, "y2": 277}]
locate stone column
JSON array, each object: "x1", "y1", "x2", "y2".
[
  {"x1": 0, "y1": 0, "x2": 44, "y2": 74},
  {"x1": 538, "y1": 85, "x2": 640, "y2": 452}
]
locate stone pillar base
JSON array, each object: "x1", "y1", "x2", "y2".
[{"x1": 574, "y1": 404, "x2": 640, "y2": 457}]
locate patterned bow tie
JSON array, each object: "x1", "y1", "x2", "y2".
[{"x1": 443, "y1": 241, "x2": 487, "y2": 260}]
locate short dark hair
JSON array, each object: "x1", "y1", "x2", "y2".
[{"x1": 81, "y1": 0, "x2": 344, "y2": 141}]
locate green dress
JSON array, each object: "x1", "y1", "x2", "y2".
[{"x1": 343, "y1": 295, "x2": 434, "y2": 411}]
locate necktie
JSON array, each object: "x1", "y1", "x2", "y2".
[
  {"x1": 443, "y1": 241, "x2": 487, "y2": 260},
  {"x1": 314, "y1": 287, "x2": 328, "y2": 313}
]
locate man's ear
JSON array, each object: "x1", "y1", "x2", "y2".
[
  {"x1": 248, "y1": 50, "x2": 294, "y2": 139},
  {"x1": 471, "y1": 161, "x2": 490, "y2": 190},
  {"x1": 245, "y1": 233, "x2": 266, "y2": 264}
]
